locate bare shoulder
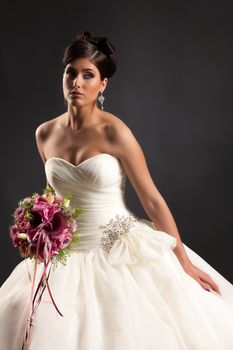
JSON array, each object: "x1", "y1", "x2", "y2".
[
  {"x1": 104, "y1": 112, "x2": 132, "y2": 142},
  {"x1": 35, "y1": 113, "x2": 65, "y2": 162},
  {"x1": 35, "y1": 114, "x2": 65, "y2": 141},
  {"x1": 104, "y1": 112, "x2": 140, "y2": 158},
  {"x1": 104, "y1": 112, "x2": 129, "y2": 130},
  {"x1": 105, "y1": 112, "x2": 164, "y2": 215}
]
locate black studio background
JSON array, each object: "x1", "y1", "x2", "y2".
[{"x1": 0, "y1": 0, "x2": 233, "y2": 286}]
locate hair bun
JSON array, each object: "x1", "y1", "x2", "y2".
[
  {"x1": 76, "y1": 31, "x2": 114, "y2": 57},
  {"x1": 97, "y1": 38, "x2": 114, "y2": 56},
  {"x1": 63, "y1": 31, "x2": 117, "y2": 79},
  {"x1": 76, "y1": 31, "x2": 92, "y2": 41}
]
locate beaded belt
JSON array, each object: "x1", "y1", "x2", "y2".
[{"x1": 98, "y1": 213, "x2": 138, "y2": 253}]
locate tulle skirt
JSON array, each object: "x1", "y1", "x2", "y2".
[{"x1": 1, "y1": 218, "x2": 233, "y2": 350}]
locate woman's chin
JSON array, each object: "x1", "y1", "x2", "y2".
[{"x1": 69, "y1": 99, "x2": 84, "y2": 107}]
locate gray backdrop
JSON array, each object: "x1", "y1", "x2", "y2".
[{"x1": 1, "y1": 0, "x2": 233, "y2": 286}]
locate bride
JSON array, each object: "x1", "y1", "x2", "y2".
[{"x1": 1, "y1": 30, "x2": 233, "y2": 350}]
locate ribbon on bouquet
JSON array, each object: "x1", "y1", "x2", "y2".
[{"x1": 21, "y1": 225, "x2": 64, "y2": 350}]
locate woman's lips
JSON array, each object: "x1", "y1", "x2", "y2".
[{"x1": 70, "y1": 92, "x2": 84, "y2": 98}]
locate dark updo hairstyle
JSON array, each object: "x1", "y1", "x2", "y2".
[{"x1": 62, "y1": 31, "x2": 117, "y2": 80}]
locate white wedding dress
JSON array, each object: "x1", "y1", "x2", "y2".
[{"x1": 1, "y1": 153, "x2": 233, "y2": 350}]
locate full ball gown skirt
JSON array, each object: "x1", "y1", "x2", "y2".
[{"x1": 1, "y1": 153, "x2": 233, "y2": 350}]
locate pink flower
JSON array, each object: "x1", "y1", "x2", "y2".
[
  {"x1": 70, "y1": 218, "x2": 78, "y2": 233},
  {"x1": 25, "y1": 211, "x2": 72, "y2": 260},
  {"x1": 18, "y1": 220, "x2": 30, "y2": 231},
  {"x1": 9, "y1": 224, "x2": 28, "y2": 248},
  {"x1": 9, "y1": 190, "x2": 80, "y2": 263},
  {"x1": 32, "y1": 196, "x2": 60, "y2": 223},
  {"x1": 9, "y1": 224, "x2": 19, "y2": 246},
  {"x1": 32, "y1": 196, "x2": 48, "y2": 211},
  {"x1": 14, "y1": 207, "x2": 25, "y2": 220},
  {"x1": 42, "y1": 204, "x2": 60, "y2": 222},
  {"x1": 48, "y1": 212, "x2": 72, "y2": 250},
  {"x1": 9, "y1": 224, "x2": 19, "y2": 238},
  {"x1": 55, "y1": 195, "x2": 64, "y2": 203}
]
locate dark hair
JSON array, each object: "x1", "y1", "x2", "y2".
[{"x1": 62, "y1": 31, "x2": 117, "y2": 80}]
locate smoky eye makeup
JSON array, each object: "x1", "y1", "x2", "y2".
[
  {"x1": 66, "y1": 67, "x2": 76, "y2": 76},
  {"x1": 84, "y1": 72, "x2": 94, "y2": 78},
  {"x1": 65, "y1": 67, "x2": 95, "y2": 77}
]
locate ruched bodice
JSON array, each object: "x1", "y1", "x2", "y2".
[
  {"x1": 45, "y1": 154, "x2": 134, "y2": 251},
  {"x1": 44, "y1": 153, "x2": 177, "y2": 255},
  {"x1": 45, "y1": 153, "x2": 127, "y2": 210}
]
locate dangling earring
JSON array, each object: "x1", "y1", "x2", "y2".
[{"x1": 98, "y1": 91, "x2": 105, "y2": 110}]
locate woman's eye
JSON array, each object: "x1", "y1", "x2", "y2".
[
  {"x1": 65, "y1": 70, "x2": 94, "y2": 79},
  {"x1": 84, "y1": 74, "x2": 94, "y2": 79},
  {"x1": 66, "y1": 71, "x2": 76, "y2": 77}
]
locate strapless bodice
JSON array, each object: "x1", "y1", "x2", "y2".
[
  {"x1": 45, "y1": 153, "x2": 126, "y2": 207},
  {"x1": 45, "y1": 154, "x2": 128, "y2": 209},
  {"x1": 45, "y1": 154, "x2": 136, "y2": 251},
  {"x1": 44, "y1": 154, "x2": 177, "y2": 256}
]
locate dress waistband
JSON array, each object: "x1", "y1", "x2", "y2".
[{"x1": 69, "y1": 211, "x2": 138, "y2": 252}]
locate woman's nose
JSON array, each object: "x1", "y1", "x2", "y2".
[{"x1": 73, "y1": 75, "x2": 82, "y2": 86}]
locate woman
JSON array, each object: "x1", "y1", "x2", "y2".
[{"x1": 1, "y1": 30, "x2": 233, "y2": 349}]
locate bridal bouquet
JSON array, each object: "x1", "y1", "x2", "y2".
[
  {"x1": 9, "y1": 186, "x2": 83, "y2": 267},
  {"x1": 9, "y1": 186, "x2": 84, "y2": 350}
]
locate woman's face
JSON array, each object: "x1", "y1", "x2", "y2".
[{"x1": 63, "y1": 57, "x2": 108, "y2": 108}]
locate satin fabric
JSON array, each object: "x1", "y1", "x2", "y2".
[{"x1": 1, "y1": 153, "x2": 233, "y2": 350}]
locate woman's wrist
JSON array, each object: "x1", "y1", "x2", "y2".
[{"x1": 173, "y1": 244, "x2": 192, "y2": 266}]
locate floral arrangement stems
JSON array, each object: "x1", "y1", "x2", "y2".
[
  {"x1": 9, "y1": 187, "x2": 83, "y2": 350},
  {"x1": 22, "y1": 230, "x2": 63, "y2": 350}
]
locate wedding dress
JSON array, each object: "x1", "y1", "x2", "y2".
[{"x1": 1, "y1": 153, "x2": 233, "y2": 350}]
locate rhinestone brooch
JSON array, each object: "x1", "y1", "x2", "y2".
[{"x1": 99, "y1": 213, "x2": 137, "y2": 253}]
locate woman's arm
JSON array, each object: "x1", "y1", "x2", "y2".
[
  {"x1": 112, "y1": 122, "x2": 190, "y2": 265},
  {"x1": 35, "y1": 123, "x2": 53, "y2": 189},
  {"x1": 111, "y1": 120, "x2": 221, "y2": 294}
]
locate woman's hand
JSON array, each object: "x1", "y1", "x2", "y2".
[{"x1": 181, "y1": 261, "x2": 222, "y2": 295}]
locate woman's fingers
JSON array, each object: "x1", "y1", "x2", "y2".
[
  {"x1": 199, "y1": 275, "x2": 222, "y2": 295},
  {"x1": 197, "y1": 269, "x2": 222, "y2": 295},
  {"x1": 185, "y1": 263, "x2": 222, "y2": 296},
  {"x1": 198, "y1": 280, "x2": 211, "y2": 292}
]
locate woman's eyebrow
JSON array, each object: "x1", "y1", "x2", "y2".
[
  {"x1": 67, "y1": 66, "x2": 95, "y2": 72},
  {"x1": 82, "y1": 68, "x2": 95, "y2": 72}
]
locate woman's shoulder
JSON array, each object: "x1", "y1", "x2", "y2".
[
  {"x1": 103, "y1": 111, "x2": 131, "y2": 134},
  {"x1": 103, "y1": 112, "x2": 134, "y2": 144},
  {"x1": 35, "y1": 113, "x2": 66, "y2": 140},
  {"x1": 35, "y1": 111, "x2": 132, "y2": 141}
]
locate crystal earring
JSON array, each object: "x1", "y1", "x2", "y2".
[{"x1": 98, "y1": 91, "x2": 105, "y2": 110}]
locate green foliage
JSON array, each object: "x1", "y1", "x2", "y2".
[
  {"x1": 64, "y1": 190, "x2": 72, "y2": 200},
  {"x1": 19, "y1": 246, "x2": 34, "y2": 260},
  {"x1": 73, "y1": 207, "x2": 85, "y2": 219},
  {"x1": 43, "y1": 187, "x2": 55, "y2": 195}
]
